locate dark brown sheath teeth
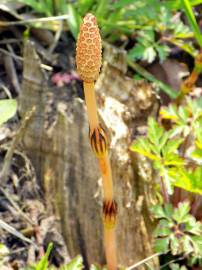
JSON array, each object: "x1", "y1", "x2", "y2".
[
  {"x1": 89, "y1": 124, "x2": 108, "y2": 158},
  {"x1": 103, "y1": 199, "x2": 118, "y2": 228}
]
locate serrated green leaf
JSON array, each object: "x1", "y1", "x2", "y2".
[
  {"x1": 156, "y1": 45, "x2": 170, "y2": 63},
  {"x1": 153, "y1": 219, "x2": 171, "y2": 237},
  {"x1": 155, "y1": 237, "x2": 169, "y2": 253},
  {"x1": 160, "y1": 104, "x2": 178, "y2": 121},
  {"x1": 151, "y1": 204, "x2": 167, "y2": 219},
  {"x1": 174, "y1": 167, "x2": 202, "y2": 195},
  {"x1": 130, "y1": 138, "x2": 159, "y2": 160},
  {"x1": 128, "y1": 44, "x2": 146, "y2": 61},
  {"x1": 164, "y1": 203, "x2": 174, "y2": 218},
  {"x1": 61, "y1": 255, "x2": 83, "y2": 270},
  {"x1": 170, "y1": 235, "x2": 180, "y2": 255},
  {"x1": 191, "y1": 148, "x2": 202, "y2": 159},
  {"x1": 162, "y1": 139, "x2": 183, "y2": 156},
  {"x1": 173, "y1": 202, "x2": 190, "y2": 223},
  {"x1": 143, "y1": 46, "x2": 157, "y2": 63},
  {"x1": 0, "y1": 99, "x2": 17, "y2": 126},
  {"x1": 190, "y1": 235, "x2": 202, "y2": 255},
  {"x1": 148, "y1": 118, "x2": 164, "y2": 146}
]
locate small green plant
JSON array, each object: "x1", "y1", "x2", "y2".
[
  {"x1": 130, "y1": 94, "x2": 202, "y2": 268},
  {"x1": 131, "y1": 97, "x2": 202, "y2": 197},
  {"x1": 152, "y1": 202, "x2": 202, "y2": 257}
]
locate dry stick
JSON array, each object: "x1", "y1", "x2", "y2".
[
  {"x1": 0, "y1": 14, "x2": 69, "y2": 27},
  {"x1": 76, "y1": 14, "x2": 117, "y2": 270},
  {"x1": 0, "y1": 218, "x2": 35, "y2": 246},
  {"x1": 0, "y1": 187, "x2": 34, "y2": 226},
  {"x1": 0, "y1": 48, "x2": 52, "y2": 71},
  {"x1": 0, "y1": 106, "x2": 36, "y2": 185},
  {"x1": 127, "y1": 252, "x2": 162, "y2": 270}
]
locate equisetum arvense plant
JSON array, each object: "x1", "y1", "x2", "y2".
[{"x1": 76, "y1": 13, "x2": 118, "y2": 270}]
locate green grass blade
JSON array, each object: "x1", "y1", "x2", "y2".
[
  {"x1": 67, "y1": 4, "x2": 82, "y2": 39},
  {"x1": 181, "y1": 0, "x2": 202, "y2": 48},
  {"x1": 36, "y1": 243, "x2": 53, "y2": 270}
]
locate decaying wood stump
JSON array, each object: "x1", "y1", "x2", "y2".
[{"x1": 19, "y1": 41, "x2": 159, "y2": 269}]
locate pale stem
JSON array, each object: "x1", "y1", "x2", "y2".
[
  {"x1": 99, "y1": 154, "x2": 114, "y2": 201},
  {"x1": 83, "y1": 82, "x2": 99, "y2": 130},
  {"x1": 104, "y1": 226, "x2": 117, "y2": 270}
]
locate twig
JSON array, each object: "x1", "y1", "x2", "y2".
[
  {"x1": 0, "y1": 48, "x2": 52, "y2": 71},
  {"x1": 126, "y1": 252, "x2": 162, "y2": 270},
  {"x1": 0, "y1": 81, "x2": 12, "y2": 99},
  {"x1": 0, "y1": 14, "x2": 69, "y2": 27},
  {"x1": 0, "y1": 38, "x2": 22, "y2": 45},
  {"x1": 48, "y1": 20, "x2": 63, "y2": 54},
  {"x1": 0, "y1": 187, "x2": 34, "y2": 226},
  {"x1": 0, "y1": 219, "x2": 35, "y2": 246},
  {"x1": 4, "y1": 47, "x2": 20, "y2": 94},
  {"x1": 0, "y1": 107, "x2": 36, "y2": 185}
]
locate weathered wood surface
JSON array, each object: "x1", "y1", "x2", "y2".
[{"x1": 19, "y1": 41, "x2": 159, "y2": 269}]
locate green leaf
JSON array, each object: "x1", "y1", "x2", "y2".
[
  {"x1": 172, "y1": 202, "x2": 190, "y2": 223},
  {"x1": 36, "y1": 243, "x2": 53, "y2": 270},
  {"x1": 151, "y1": 204, "x2": 167, "y2": 219},
  {"x1": 156, "y1": 45, "x2": 170, "y2": 63},
  {"x1": 181, "y1": 0, "x2": 202, "y2": 48},
  {"x1": 61, "y1": 255, "x2": 83, "y2": 270},
  {"x1": 18, "y1": 0, "x2": 50, "y2": 15},
  {"x1": 155, "y1": 237, "x2": 169, "y2": 253},
  {"x1": 130, "y1": 138, "x2": 159, "y2": 160},
  {"x1": 77, "y1": 0, "x2": 95, "y2": 16},
  {"x1": 148, "y1": 118, "x2": 164, "y2": 147},
  {"x1": 67, "y1": 4, "x2": 82, "y2": 39},
  {"x1": 153, "y1": 219, "x2": 171, "y2": 237},
  {"x1": 143, "y1": 46, "x2": 157, "y2": 63},
  {"x1": 174, "y1": 167, "x2": 202, "y2": 195},
  {"x1": 162, "y1": 138, "x2": 183, "y2": 156},
  {"x1": 170, "y1": 263, "x2": 188, "y2": 270},
  {"x1": 170, "y1": 235, "x2": 180, "y2": 255},
  {"x1": 191, "y1": 148, "x2": 202, "y2": 159},
  {"x1": 128, "y1": 44, "x2": 145, "y2": 61},
  {"x1": 95, "y1": 0, "x2": 108, "y2": 19},
  {"x1": 113, "y1": 0, "x2": 136, "y2": 9},
  {"x1": 164, "y1": 203, "x2": 174, "y2": 218},
  {"x1": 191, "y1": 235, "x2": 202, "y2": 255},
  {"x1": 0, "y1": 99, "x2": 17, "y2": 126}
]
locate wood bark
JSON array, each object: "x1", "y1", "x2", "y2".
[{"x1": 19, "y1": 41, "x2": 159, "y2": 269}]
